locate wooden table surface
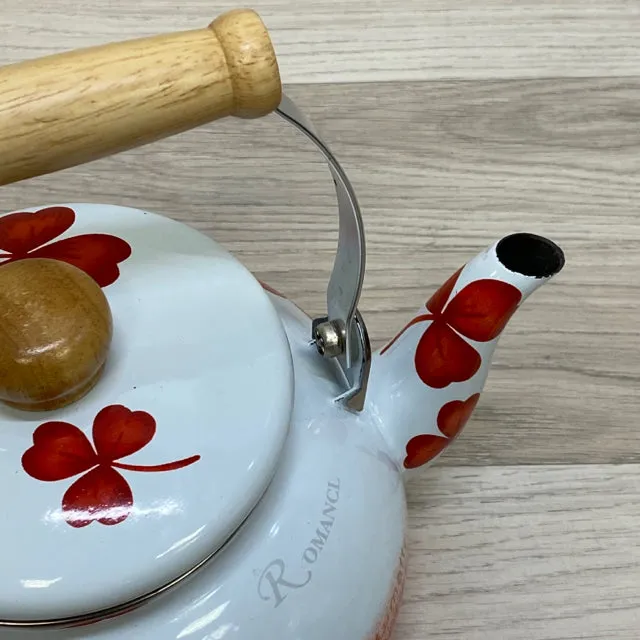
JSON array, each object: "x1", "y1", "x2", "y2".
[{"x1": 1, "y1": 2, "x2": 639, "y2": 638}]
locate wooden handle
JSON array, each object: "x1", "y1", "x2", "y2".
[{"x1": 0, "y1": 9, "x2": 282, "y2": 186}]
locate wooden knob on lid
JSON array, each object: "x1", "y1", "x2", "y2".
[{"x1": 0, "y1": 259, "x2": 112, "y2": 411}]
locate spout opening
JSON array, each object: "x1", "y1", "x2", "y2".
[{"x1": 496, "y1": 233, "x2": 565, "y2": 279}]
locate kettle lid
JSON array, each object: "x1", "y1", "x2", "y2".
[{"x1": 0, "y1": 203, "x2": 293, "y2": 624}]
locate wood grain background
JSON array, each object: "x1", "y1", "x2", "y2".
[{"x1": 1, "y1": 2, "x2": 639, "y2": 638}]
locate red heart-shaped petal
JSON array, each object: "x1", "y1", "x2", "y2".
[
  {"x1": 22, "y1": 422, "x2": 98, "y2": 481},
  {"x1": 415, "y1": 320, "x2": 482, "y2": 389},
  {"x1": 0, "y1": 207, "x2": 75, "y2": 255},
  {"x1": 30, "y1": 233, "x2": 132, "y2": 287},
  {"x1": 437, "y1": 393, "x2": 481, "y2": 440},
  {"x1": 259, "y1": 280, "x2": 286, "y2": 298},
  {"x1": 404, "y1": 434, "x2": 449, "y2": 469},
  {"x1": 426, "y1": 267, "x2": 463, "y2": 315},
  {"x1": 62, "y1": 465, "x2": 133, "y2": 528},
  {"x1": 443, "y1": 279, "x2": 522, "y2": 342},
  {"x1": 92, "y1": 405, "x2": 156, "y2": 462}
]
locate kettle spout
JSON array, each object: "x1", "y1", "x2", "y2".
[{"x1": 367, "y1": 233, "x2": 564, "y2": 471}]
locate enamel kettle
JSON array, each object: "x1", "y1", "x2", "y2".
[{"x1": 0, "y1": 9, "x2": 565, "y2": 639}]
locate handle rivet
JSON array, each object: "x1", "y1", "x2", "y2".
[{"x1": 314, "y1": 320, "x2": 345, "y2": 358}]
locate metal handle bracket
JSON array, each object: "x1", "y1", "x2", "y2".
[{"x1": 276, "y1": 95, "x2": 371, "y2": 412}]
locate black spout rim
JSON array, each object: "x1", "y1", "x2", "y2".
[{"x1": 496, "y1": 233, "x2": 565, "y2": 279}]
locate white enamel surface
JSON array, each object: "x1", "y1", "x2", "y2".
[
  {"x1": 368, "y1": 240, "x2": 554, "y2": 471},
  {"x1": 0, "y1": 295, "x2": 407, "y2": 640},
  {"x1": 0, "y1": 205, "x2": 294, "y2": 622}
]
